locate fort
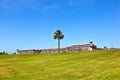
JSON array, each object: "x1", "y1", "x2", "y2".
[{"x1": 17, "y1": 41, "x2": 97, "y2": 54}]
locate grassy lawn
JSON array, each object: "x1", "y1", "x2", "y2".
[{"x1": 0, "y1": 50, "x2": 120, "y2": 80}]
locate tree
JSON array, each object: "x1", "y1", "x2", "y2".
[
  {"x1": 104, "y1": 46, "x2": 107, "y2": 49},
  {"x1": 54, "y1": 30, "x2": 64, "y2": 53},
  {"x1": 0, "y1": 51, "x2": 8, "y2": 55}
]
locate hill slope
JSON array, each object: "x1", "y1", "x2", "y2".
[{"x1": 0, "y1": 50, "x2": 120, "y2": 80}]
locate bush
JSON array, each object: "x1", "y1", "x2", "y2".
[{"x1": 0, "y1": 51, "x2": 8, "y2": 55}]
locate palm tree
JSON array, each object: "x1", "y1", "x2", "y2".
[{"x1": 54, "y1": 30, "x2": 64, "y2": 53}]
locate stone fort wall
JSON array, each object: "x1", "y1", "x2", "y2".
[{"x1": 17, "y1": 43, "x2": 97, "y2": 54}]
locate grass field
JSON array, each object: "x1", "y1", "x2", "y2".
[{"x1": 0, "y1": 50, "x2": 120, "y2": 80}]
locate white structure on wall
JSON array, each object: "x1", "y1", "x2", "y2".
[{"x1": 88, "y1": 47, "x2": 92, "y2": 51}]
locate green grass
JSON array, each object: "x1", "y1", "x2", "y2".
[{"x1": 0, "y1": 50, "x2": 120, "y2": 80}]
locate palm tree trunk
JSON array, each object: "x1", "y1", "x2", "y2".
[{"x1": 58, "y1": 38, "x2": 60, "y2": 53}]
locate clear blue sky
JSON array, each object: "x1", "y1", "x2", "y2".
[{"x1": 0, "y1": 0, "x2": 120, "y2": 53}]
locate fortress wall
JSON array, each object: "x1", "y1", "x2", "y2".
[
  {"x1": 17, "y1": 50, "x2": 34, "y2": 54},
  {"x1": 17, "y1": 45, "x2": 90, "y2": 54},
  {"x1": 17, "y1": 43, "x2": 97, "y2": 54}
]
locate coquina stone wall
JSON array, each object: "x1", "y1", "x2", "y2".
[{"x1": 17, "y1": 43, "x2": 97, "y2": 54}]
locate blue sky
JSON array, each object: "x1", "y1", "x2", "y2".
[{"x1": 0, "y1": 0, "x2": 120, "y2": 53}]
